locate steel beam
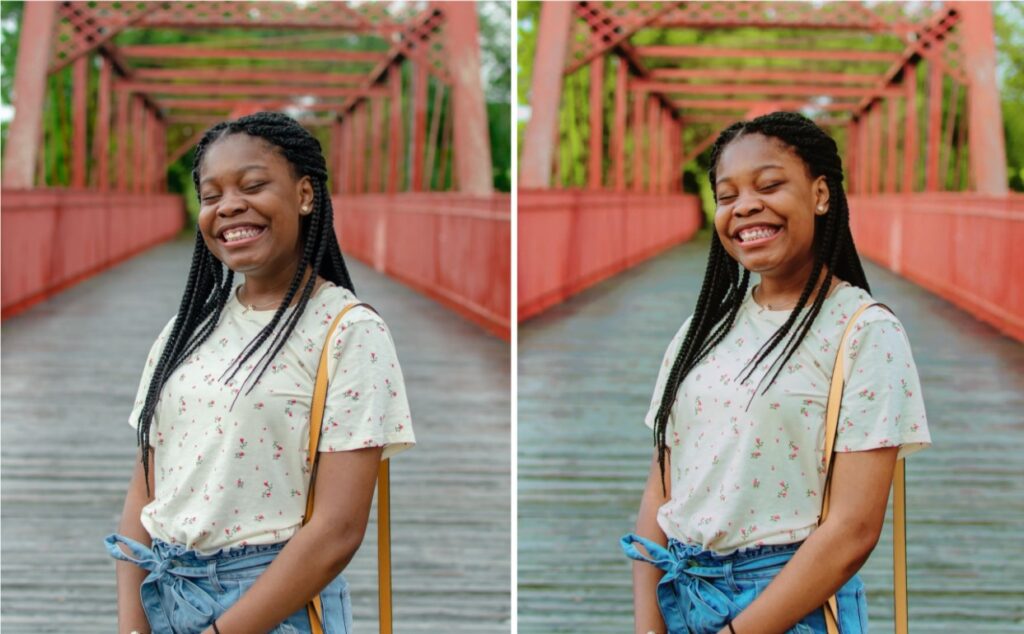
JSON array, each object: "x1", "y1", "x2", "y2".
[
  {"x1": 94, "y1": 56, "x2": 112, "y2": 190},
  {"x1": 411, "y1": 61, "x2": 429, "y2": 191},
  {"x1": 649, "y1": 68, "x2": 880, "y2": 86},
  {"x1": 134, "y1": 68, "x2": 364, "y2": 86},
  {"x1": 3, "y1": 2, "x2": 57, "y2": 188},
  {"x1": 115, "y1": 82, "x2": 387, "y2": 99},
  {"x1": 636, "y1": 46, "x2": 900, "y2": 63},
  {"x1": 388, "y1": 68, "x2": 403, "y2": 193},
  {"x1": 611, "y1": 58, "x2": 628, "y2": 192},
  {"x1": 587, "y1": 55, "x2": 604, "y2": 190},
  {"x1": 956, "y1": 1, "x2": 1008, "y2": 194},
  {"x1": 520, "y1": 1, "x2": 573, "y2": 188},
  {"x1": 925, "y1": 62, "x2": 943, "y2": 191},
  {"x1": 903, "y1": 64, "x2": 919, "y2": 193},
  {"x1": 886, "y1": 97, "x2": 899, "y2": 193},
  {"x1": 442, "y1": 2, "x2": 492, "y2": 194},
  {"x1": 632, "y1": 89, "x2": 645, "y2": 192},
  {"x1": 119, "y1": 45, "x2": 384, "y2": 63},
  {"x1": 71, "y1": 55, "x2": 89, "y2": 188},
  {"x1": 632, "y1": 80, "x2": 901, "y2": 99}
]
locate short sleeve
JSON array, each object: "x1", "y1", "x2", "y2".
[
  {"x1": 128, "y1": 315, "x2": 176, "y2": 438},
  {"x1": 644, "y1": 316, "x2": 693, "y2": 430},
  {"x1": 836, "y1": 308, "x2": 931, "y2": 459},
  {"x1": 320, "y1": 310, "x2": 415, "y2": 459}
]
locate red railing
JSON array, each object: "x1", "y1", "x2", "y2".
[
  {"x1": 1, "y1": 189, "x2": 185, "y2": 318},
  {"x1": 850, "y1": 193, "x2": 1024, "y2": 342},
  {"x1": 334, "y1": 193, "x2": 511, "y2": 339},
  {"x1": 518, "y1": 190, "x2": 702, "y2": 320}
]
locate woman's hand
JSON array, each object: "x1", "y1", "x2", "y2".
[
  {"x1": 724, "y1": 446, "x2": 899, "y2": 634},
  {"x1": 634, "y1": 451, "x2": 671, "y2": 634},
  {"x1": 116, "y1": 449, "x2": 155, "y2": 634},
  {"x1": 202, "y1": 446, "x2": 383, "y2": 633}
]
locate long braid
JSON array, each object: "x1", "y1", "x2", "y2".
[
  {"x1": 652, "y1": 111, "x2": 871, "y2": 490},
  {"x1": 134, "y1": 112, "x2": 356, "y2": 492}
]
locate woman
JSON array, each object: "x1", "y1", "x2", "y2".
[
  {"x1": 106, "y1": 112, "x2": 415, "y2": 634},
  {"x1": 621, "y1": 112, "x2": 931, "y2": 634}
]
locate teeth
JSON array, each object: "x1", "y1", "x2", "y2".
[
  {"x1": 739, "y1": 226, "x2": 779, "y2": 242},
  {"x1": 223, "y1": 227, "x2": 263, "y2": 242}
]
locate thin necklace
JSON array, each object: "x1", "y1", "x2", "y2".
[{"x1": 237, "y1": 284, "x2": 284, "y2": 313}]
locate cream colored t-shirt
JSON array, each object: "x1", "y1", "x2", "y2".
[
  {"x1": 129, "y1": 280, "x2": 415, "y2": 554},
  {"x1": 645, "y1": 282, "x2": 931, "y2": 555}
]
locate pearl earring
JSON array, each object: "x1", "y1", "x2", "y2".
[
  {"x1": 818, "y1": 205, "x2": 826, "y2": 212},
  {"x1": 301, "y1": 206, "x2": 310, "y2": 212}
]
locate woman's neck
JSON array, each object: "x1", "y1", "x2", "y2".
[
  {"x1": 755, "y1": 264, "x2": 837, "y2": 310},
  {"x1": 240, "y1": 266, "x2": 320, "y2": 308}
]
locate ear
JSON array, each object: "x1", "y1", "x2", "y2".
[
  {"x1": 297, "y1": 175, "x2": 314, "y2": 216},
  {"x1": 813, "y1": 175, "x2": 830, "y2": 216}
]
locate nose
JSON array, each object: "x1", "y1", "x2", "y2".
[
  {"x1": 731, "y1": 190, "x2": 764, "y2": 217},
  {"x1": 216, "y1": 191, "x2": 247, "y2": 217}
]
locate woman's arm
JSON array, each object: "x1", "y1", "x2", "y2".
[
  {"x1": 634, "y1": 451, "x2": 671, "y2": 634},
  {"x1": 720, "y1": 446, "x2": 899, "y2": 634},
  {"x1": 116, "y1": 449, "x2": 156, "y2": 634},
  {"x1": 201, "y1": 446, "x2": 383, "y2": 634}
]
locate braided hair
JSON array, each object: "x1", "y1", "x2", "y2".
[
  {"x1": 652, "y1": 111, "x2": 870, "y2": 490},
  {"x1": 134, "y1": 111, "x2": 356, "y2": 492}
]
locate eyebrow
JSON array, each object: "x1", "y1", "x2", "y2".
[
  {"x1": 199, "y1": 164, "x2": 269, "y2": 187},
  {"x1": 715, "y1": 163, "x2": 785, "y2": 186}
]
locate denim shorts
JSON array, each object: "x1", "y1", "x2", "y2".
[
  {"x1": 621, "y1": 533, "x2": 868, "y2": 634},
  {"x1": 105, "y1": 533, "x2": 352, "y2": 634}
]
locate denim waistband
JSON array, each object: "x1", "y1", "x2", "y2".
[{"x1": 105, "y1": 532, "x2": 286, "y2": 633}]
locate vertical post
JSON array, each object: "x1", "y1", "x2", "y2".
[
  {"x1": 925, "y1": 62, "x2": 943, "y2": 191},
  {"x1": 631, "y1": 88, "x2": 645, "y2": 192},
  {"x1": 902, "y1": 64, "x2": 918, "y2": 194},
  {"x1": 370, "y1": 97, "x2": 384, "y2": 192},
  {"x1": 389, "y1": 67, "x2": 403, "y2": 193},
  {"x1": 132, "y1": 96, "x2": 145, "y2": 193},
  {"x1": 71, "y1": 55, "x2": 89, "y2": 188},
  {"x1": 411, "y1": 62, "x2": 428, "y2": 191},
  {"x1": 677, "y1": 117, "x2": 687, "y2": 192},
  {"x1": 116, "y1": 88, "x2": 130, "y2": 191},
  {"x1": 956, "y1": 1, "x2": 1008, "y2": 193},
  {"x1": 845, "y1": 119, "x2": 858, "y2": 194},
  {"x1": 3, "y1": 2, "x2": 57, "y2": 187},
  {"x1": 871, "y1": 105, "x2": 883, "y2": 195},
  {"x1": 94, "y1": 56, "x2": 111, "y2": 190},
  {"x1": 647, "y1": 98, "x2": 659, "y2": 193},
  {"x1": 587, "y1": 55, "x2": 605, "y2": 190},
  {"x1": 612, "y1": 57, "x2": 627, "y2": 192},
  {"x1": 886, "y1": 97, "x2": 899, "y2": 193},
  {"x1": 330, "y1": 120, "x2": 342, "y2": 195},
  {"x1": 340, "y1": 118, "x2": 351, "y2": 194},
  {"x1": 353, "y1": 104, "x2": 366, "y2": 195},
  {"x1": 519, "y1": 0, "x2": 572, "y2": 188},
  {"x1": 441, "y1": 1, "x2": 493, "y2": 193}
]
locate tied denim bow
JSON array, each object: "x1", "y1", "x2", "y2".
[
  {"x1": 105, "y1": 533, "x2": 281, "y2": 634},
  {"x1": 621, "y1": 533, "x2": 797, "y2": 634}
]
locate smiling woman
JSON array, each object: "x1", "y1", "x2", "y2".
[
  {"x1": 622, "y1": 112, "x2": 931, "y2": 634},
  {"x1": 105, "y1": 112, "x2": 415, "y2": 634}
]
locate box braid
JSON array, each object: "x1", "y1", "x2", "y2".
[
  {"x1": 134, "y1": 112, "x2": 356, "y2": 492},
  {"x1": 652, "y1": 111, "x2": 871, "y2": 491}
]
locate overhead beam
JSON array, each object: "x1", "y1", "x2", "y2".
[
  {"x1": 636, "y1": 46, "x2": 901, "y2": 63},
  {"x1": 649, "y1": 68, "x2": 880, "y2": 86},
  {"x1": 116, "y1": 82, "x2": 388, "y2": 99},
  {"x1": 633, "y1": 81, "x2": 901, "y2": 99},
  {"x1": 156, "y1": 99, "x2": 348, "y2": 113},
  {"x1": 119, "y1": 45, "x2": 385, "y2": 63},
  {"x1": 134, "y1": 68, "x2": 365, "y2": 86},
  {"x1": 672, "y1": 99, "x2": 857, "y2": 112}
]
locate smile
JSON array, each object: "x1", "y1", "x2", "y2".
[
  {"x1": 736, "y1": 225, "x2": 782, "y2": 247},
  {"x1": 220, "y1": 226, "x2": 267, "y2": 247}
]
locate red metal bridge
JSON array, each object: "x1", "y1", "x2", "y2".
[
  {"x1": 518, "y1": 0, "x2": 1022, "y2": 343},
  {"x1": 3, "y1": 0, "x2": 510, "y2": 338}
]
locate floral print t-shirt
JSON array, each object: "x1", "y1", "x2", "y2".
[
  {"x1": 128, "y1": 280, "x2": 415, "y2": 554},
  {"x1": 645, "y1": 281, "x2": 931, "y2": 555}
]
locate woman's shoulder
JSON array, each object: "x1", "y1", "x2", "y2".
[
  {"x1": 831, "y1": 282, "x2": 905, "y2": 330},
  {"x1": 315, "y1": 282, "x2": 388, "y2": 329}
]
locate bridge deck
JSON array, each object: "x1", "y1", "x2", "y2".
[
  {"x1": 519, "y1": 231, "x2": 1024, "y2": 633},
  {"x1": 1, "y1": 231, "x2": 511, "y2": 633}
]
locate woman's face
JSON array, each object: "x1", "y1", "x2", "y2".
[
  {"x1": 712, "y1": 133, "x2": 829, "y2": 279},
  {"x1": 197, "y1": 133, "x2": 313, "y2": 277}
]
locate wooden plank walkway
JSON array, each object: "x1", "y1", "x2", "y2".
[
  {"x1": 1, "y1": 231, "x2": 511, "y2": 633},
  {"x1": 518, "y1": 231, "x2": 1024, "y2": 633}
]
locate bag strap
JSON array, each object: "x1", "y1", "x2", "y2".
[
  {"x1": 819, "y1": 302, "x2": 908, "y2": 634},
  {"x1": 303, "y1": 301, "x2": 393, "y2": 634}
]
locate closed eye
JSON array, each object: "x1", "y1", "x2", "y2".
[
  {"x1": 759, "y1": 182, "x2": 783, "y2": 192},
  {"x1": 243, "y1": 182, "x2": 267, "y2": 193}
]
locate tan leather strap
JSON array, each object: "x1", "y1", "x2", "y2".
[
  {"x1": 303, "y1": 301, "x2": 393, "y2": 634},
  {"x1": 819, "y1": 302, "x2": 908, "y2": 634}
]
